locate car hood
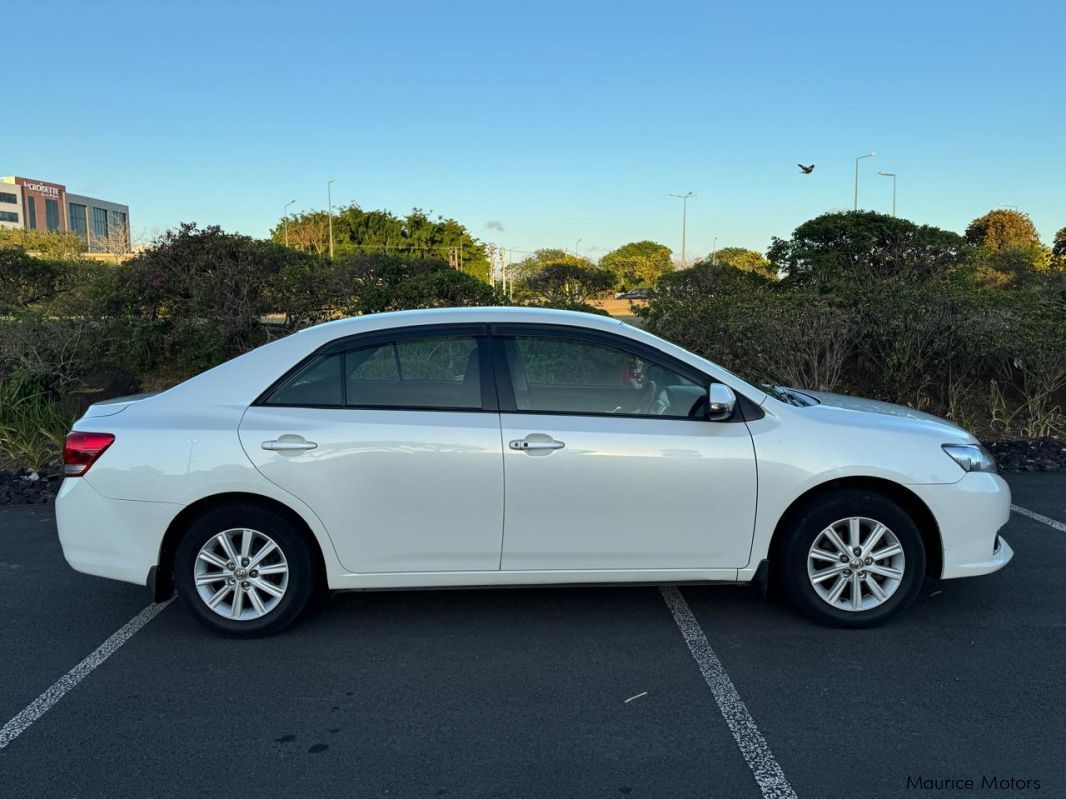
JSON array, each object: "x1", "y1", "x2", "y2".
[{"x1": 787, "y1": 388, "x2": 977, "y2": 443}]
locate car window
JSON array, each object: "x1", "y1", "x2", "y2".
[
  {"x1": 265, "y1": 353, "x2": 343, "y2": 406},
  {"x1": 345, "y1": 335, "x2": 482, "y2": 409},
  {"x1": 504, "y1": 336, "x2": 704, "y2": 417}
]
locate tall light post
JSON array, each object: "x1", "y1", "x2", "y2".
[
  {"x1": 327, "y1": 179, "x2": 335, "y2": 259},
  {"x1": 878, "y1": 172, "x2": 896, "y2": 217},
  {"x1": 668, "y1": 191, "x2": 697, "y2": 267},
  {"x1": 711, "y1": 236, "x2": 718, "y2": 265},
  {"x1": 574, "y1": 237, "x2": 582, "y2": 256},
  {"x1": 283, "y1": 199, "x2": 295, "y2": 246},
  {"x1": 854, "y1": 151, "x2": 876, "y2": 210}
]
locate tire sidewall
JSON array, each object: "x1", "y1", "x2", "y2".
[
  {"x1": 780, "y1": 490, "x2": 926, "y2": 628},
  {"x1": 175, "y1": 505, "x2": 314, "y2": 637}
]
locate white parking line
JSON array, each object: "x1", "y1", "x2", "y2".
[
  {"x1": 0, "y1": 600, "x2": 171, "y2": 751},
  {"x1": 660, "y1": 587, "x2": 797, "y2": 799},
  {"x1": 1012, "y1": 504, "x2": 1066, "y2": 532}
]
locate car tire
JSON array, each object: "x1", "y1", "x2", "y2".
[
  {"x1": 778, "y1": 490, "x2": 926, "y2": 628},
  {"x1": 175, "y1": 503, "x2": 316, "y2": 637}
]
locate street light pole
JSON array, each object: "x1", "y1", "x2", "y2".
[
  {"x1": 668, "y1": 192, "x2": 697, "y2": 266},
  {"x1": 283, "y1": 199, "x2": 295, "y2": 246},
  {"x1": 854, "y1": 151, "x2": 876, "y2": 211},
  {"x1": 326, "y1": 180, "x2": 335, "y2": 259},
  {"x1": 877, "y1": 172, "x2": 896, "y2": 217}
]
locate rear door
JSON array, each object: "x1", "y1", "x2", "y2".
[
  {"x1": 493, "y1": 326, "x2": 758, "y2": 572},
  {"x1": 239, "y1": 325, "x2": 505, "y2": 574}
]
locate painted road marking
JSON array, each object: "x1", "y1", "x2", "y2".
[
  {"x1": 1012, "y1": 504, "x2": 1066, "y2": 533},
  {"x1": 660, "y1": 587, "x2": 797, "y2": 799},
  {"x1": 0, "y1": 600, "x2": 172, "y2": 751}
]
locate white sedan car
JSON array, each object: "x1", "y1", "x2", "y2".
[{"x1": 57, "y1": 307, "x2": 1012, "y2": 635}]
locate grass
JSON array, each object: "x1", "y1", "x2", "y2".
[{"x1": 0, "y1": 376, "x2": 74, "y2": 473}]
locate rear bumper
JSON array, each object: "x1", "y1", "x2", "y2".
[
  {"x1": 908, "y1": 473, "x2": 1013, "y2": 580},
  {"x1": 55, "y1": 477, "x2": 180, "y2": 587}
]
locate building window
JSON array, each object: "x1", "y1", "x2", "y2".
[
  {"x1": 69, "y1": 203, "x2": 87, "y2": 237},
  {"x1": 26, "y1": 197, "x2": 36, "y2": 228},
  {"x1": 92, "y1": 207, "x2": 108, "y2": 239},
  {"x1": 0, "y1": 192, "x2": 17, "y2": 204},
  {"x1": 0, "y1": 211, "x2": 18, "y2": 223},
  {"x1": 45, "y1": 199, "x2": 60, "y2": 231}
]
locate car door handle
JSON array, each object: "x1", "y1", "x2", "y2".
[
  {"x1": 262, "y1": 438, "x2": 318, "y2": 451},
  {"x1": 509, "y1": 437, "x2": 565, "y2": 452}
]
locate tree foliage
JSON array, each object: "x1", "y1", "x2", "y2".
[
  {"x1": 599, "y1": 240, "x2": 673, "y2": 287},
  {"x1": 273, "y1": 205, "x2": 491, "y2": 283},
  {"x1": 700, "y1": 247, "x2": 774, "y2": 277},
  {"x1": 965, "y1": 209, "x2": 1042, "y2": 250},
  {"x1": 523, "y1": 263, "x2": 616, "y2": 306},
  {"x1": 768, "y1": 211, "x2": 967, "y2": 289},
  {"x1": 0, "y1": 228, "x2": 85, "y2": 260}
]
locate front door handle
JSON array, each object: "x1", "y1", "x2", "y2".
[
  {"x1": 262, "y1": 437, "x2": 318, "y2": 452},
  {"x1": 509, "y1": 437, "x2": 565, "y2": 452}
]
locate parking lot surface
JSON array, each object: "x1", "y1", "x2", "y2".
[{"x1": 1, "y1": 474, "x2": 1063, "y2": 798}]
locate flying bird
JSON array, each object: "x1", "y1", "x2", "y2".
[{"x1": 798, "y1": 164, "x2": 815, "y2": 174}]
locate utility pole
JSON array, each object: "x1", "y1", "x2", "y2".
[
  {"x1": 854, "y1": 152, "x2": 876, "y2": 210},
  {"x1": 283, "y1": 199, "x2": 295, "y2": 246},
  {"x1": 668, "y1": 192, "x2": 697, "y2": 267},
  {"x1": 711, "y1": 236, "x2": 718, "y2": 266},
  {"x1": 327, "y1": 179, "x2": 334, "y2": 259},
  {"x1": 878, "y1": 172, "x2": 897, "y2": 217}
]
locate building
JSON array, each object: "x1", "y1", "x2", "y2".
[
  {"x1": 66, "y1": 193, "x2": 131, "y2": 253},
  {"x1": 0, "y1": 175, "x2": 131, "y2": 252},
  {"x1": 0, "y1": 181, "x2": 23, "y2": 229}
]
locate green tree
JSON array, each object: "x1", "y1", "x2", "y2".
[
  {"x1": 701, "y1": 247, "x2": 774, "y2": 277},
  {"x1": 767, "y1": 211, "x2": 967, "y2": 290},
  {"x1": 599, "y1": 241, "x2": 673, "y2": 287},
  {"x1": 273, "y1": 206, "x2": 491, "y2": 283},
  {"x1": 342, "y1": 255, "x2": 502, "y2": 315},
  {"x1": 965, "y1": 209, "x2": 1041, "y2": 250},
  {"x1": 523, "y1": 263, "x2": 616, "y2": 306},
  {"x1": 0, "y1": 228, "x2": 85, "y2": 260},
  {"x1": 1053, "y1": 227, "x2": 1066, "y2": 259}
]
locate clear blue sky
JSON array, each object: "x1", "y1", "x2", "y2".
[{"x1": 7, "y1": 0, "x2": 1064, "y2": 260}]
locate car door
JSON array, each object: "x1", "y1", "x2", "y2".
[
  {"x1": 239, "y1": 325, "x2": 504, "y2": 574},
  {"x1": 493, "y1": 326, "x2": 758, "y2": 572}
]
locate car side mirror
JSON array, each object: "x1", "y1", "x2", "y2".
[{"x1": 706, "y1": 384, "x2": 737, "y2": 421}]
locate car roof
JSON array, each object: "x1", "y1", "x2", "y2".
[{"x1": 297, "y1": 306, "x2": 625, "y2": 340}]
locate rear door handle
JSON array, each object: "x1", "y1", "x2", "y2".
[
  {"x1": 262, "y1": 437, "x2": 318, "y2": 451},
  {"x1": 509, "y1": 437, "x2": 565, "y2": 452}
]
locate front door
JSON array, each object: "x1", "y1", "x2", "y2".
[
  {"x1": 494, "y1": 329, "x2": 758, "y2": 571},
  {"x1": 239, "y1": 328, "x2": 504, "y2": 574}
]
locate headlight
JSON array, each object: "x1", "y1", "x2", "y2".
[{"x1": 942, "y1": 443, "x2": 998, "y2": 473}]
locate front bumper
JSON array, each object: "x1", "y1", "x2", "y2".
[
  {"x1": 908, "y1": 472, "x2": 1013, "y2": 580},
  {"x1": 55, "y1": 477, "x2": 180, "y2": 587}
]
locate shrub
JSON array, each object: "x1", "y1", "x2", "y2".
[{"x1": 0, "y1": 375, "x2": 73, "y2": 471}]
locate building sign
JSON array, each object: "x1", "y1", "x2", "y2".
[{"x1": 22, "y1": 182, "x2": 61, "y2": 196}]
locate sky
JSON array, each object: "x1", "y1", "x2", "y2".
[{"x1": 6, "y1": 0, "x2": 1065, "y2": 261}]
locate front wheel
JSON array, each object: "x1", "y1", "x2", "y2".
[
  {"x1": 778, "y1": 490, "x2": 926, "y2": 628},
  {"x1": 175, "y1": 504, "x2": 316, "y2": 637}
]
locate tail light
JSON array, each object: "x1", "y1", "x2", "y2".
[{"x1": 64, "y1": 432, "x2": 115, "y2": 477}]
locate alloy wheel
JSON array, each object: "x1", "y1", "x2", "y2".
[
  {"x1": 193, "y1": 528, "x2": 289, "y2": 620},
  {"x1": 806, "y1": 516, "x2": 905, "y2": 612}
]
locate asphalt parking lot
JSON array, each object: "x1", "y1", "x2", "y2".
[{"x1": 1, "y1": 474, "x2": 1063, "y2": 799}]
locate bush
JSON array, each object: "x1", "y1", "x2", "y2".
[
  {"x1": 638, "y1": 261, "x2": 1066, "y2": 437},
  {"x1": 0, "y1": 375, "x2": 73, "y2": 471}
]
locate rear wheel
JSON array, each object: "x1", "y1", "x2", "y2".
[
  {"x1": 175, "y1": 504, "x2": 315, "y2": 637},
  {"x1": 778, "y1": 490, "x2": 926, "y2": 628}
]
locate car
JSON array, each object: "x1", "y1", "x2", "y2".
[
  {"x1": 56, "y1": 307, "x2": 1013, "y2": 636},
  {"x1": 614, "y1": 288, "x2": 651, "y2": 300}
]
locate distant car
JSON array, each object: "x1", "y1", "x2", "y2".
[
  {"x1": 615, "y1": 288, "x2": 651, "y2": 300},
  {"x1": 57, "y1": 307, "x2": 1012, "y2": 635}
]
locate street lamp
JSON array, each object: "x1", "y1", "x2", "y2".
[
  {"x1": 854, "y1": 151, "x2": 876, "y2": 210},
  {"x1": 877, "y1": 172, "x2": 896, "y2": 217},
  {"x1": 575, "y1": 237, "x2": 582, "y2": 256},
  {"x1": 327, "y1": 179, "x2": 335, "y2": 259},
  {"x1": 283, "y1": 199, "x2": 295, "y2": 246},
  {"x1": 668, "y1": 192, "x2": 697, "y2": 267}
]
